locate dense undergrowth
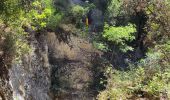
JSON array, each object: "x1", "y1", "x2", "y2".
[
  {"x1": 97, "y1": 0, "x2": 170, "y2": 99},
  {"x1": 98, "y1": 48, "x2": 170, "y2": 99}
]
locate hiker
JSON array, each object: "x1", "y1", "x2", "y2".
[{"x1": 82, "y1": 14, "x2": 92, "y2": 26}]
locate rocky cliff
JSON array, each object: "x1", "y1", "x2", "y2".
[{"x1": 8, "y1": 24, "x2": 104, "y2": 100}]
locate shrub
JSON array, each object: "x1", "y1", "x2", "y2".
[
  {"x1": 93, "y1": 41, "x2": 109, "y2": 52},
  {"x1": 0, "y1": 0, "x2": 31, "y2": 62},
  {"x1": 71, "y1": 5, "x2": 86, "y2": 17},
  {"x1": 145, "y1": 0, "x2": 170, "y2": 45},
  {"x1": 69, "y1": 5, "x2": 88, "y2": 27},
  {"x1": 46, "y1": 12, "x2": 63, "y2": 30},
  {"x1": 0, "y1": 0, "x2": 22, "y2": 22},
  {"x1": 26, "y1": 0, "x2": 62, "y2": 30},
  {"x1": 97, "y1": 47, "x2": 170, "y2": 99},
  {"x1": 106, "y1": 0, "x2": 124, "y2": 25},
  {"x1": 103, "y1": 23, "x2": 136, "y2": 52}
]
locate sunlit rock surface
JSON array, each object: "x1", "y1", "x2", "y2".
[
  {"x1": 10, "y1": 30, "x2": 51, "y2": 100},
  {"x1": 0, "y1": 79, "x2": 12, "y2": 100}
]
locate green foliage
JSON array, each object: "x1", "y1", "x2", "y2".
[
  {"x1": 27, "y1": 0, "x2": 62, "y2": 30},
  {"x1": 0, "y1": 0, "x2": 24, "y2": 23},
  {"x1": 0, "y1": 0, "x2": 63, "y2": 62},
  {"x1": 133, "y1": 0, "x2": 170, "y2": 46},
  {"x1": 46, "y1": 13, "x2": 63, "y2": 30},
  {"x1": 93, "y1": 41, "x2": 109, "y2": 52},
  {"x1": 68, "y1": 3, "x2": 95, "y2": 28},
  {"x1": 69, "y1": 5, "x2": 88, "y2": 27},
  {"x1": 83, "y1": 2, "x2": 96, "y2": 11},
  {"x1": 0, "y1": 0, "x2": 64, "y2": 65},
  {"x1": 0, "y1": 0, "x2": 31, "y2": 62},
  {"x1": 1, "y1": 32, "x2": 15, "y2": 55},
  {"x1": 97, "y1": 2, "x2": 170, "y2": 99},
  {"x1": 0, "y1": 23, "x2": 30, "y2": 63},
  {"x1": 106, "y1": 0, "x2": 124, "y2": 25},
  {"x1": 98, "y1": 45, "x2": 170, "y2": 99},
  {"x1": 107, "y1": 0, "x2": 123, "y2": 16},
  {"x1": 71, "y1": 5, "x2": 86, "y2": 17},
  {"x1": 103, "y1": 24, "x2": 136, "y2": 52},
  {"x1": 11, "y1": 23, "x2": 31, "y2": 61}
]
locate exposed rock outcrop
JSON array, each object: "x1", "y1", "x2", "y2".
[
  {"x1": 10, "y1": 29, "x2": 51, "y2": 100},
  {"x1": 47, "y1": 31, "x2": 103, "y2": 99},
  {"x1": 9, "y1": 24, "x2": 104, "y2": 100},
  {"x1": 0, "y1": 24, "x2": 14, "y2": 100}
]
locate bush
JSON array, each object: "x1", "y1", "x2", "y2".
[
  {"x1": 69, "y1": 5, "x2": 88, "y2": 27},
  {"x1": 97, "y1": 47, "x2": 170, "y2": 99},
  {"x1": 0, "y1": 0, "x2": 32, "y2": 62},
  {"x1": 145, "y1": 0, "x2": 170, "y2": 45},
  {"x1": 103, "y1": 23, "x2": 136, "y2": 52},
  {"x1": 26, "y1": 0, "x2": 62, "y2": 30},
  {"x1": 106, "y1": 0, "x2": 124, "y2": 25},
  {"x1": 0, "y1": 0, "x2": 22, "y2": 22},
  {"x1": 46, "y1": 12, "x2": 63, "y2": 30},
  {"x1": 93, "y1": 41, "x2": 109, "y2": 52}
]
